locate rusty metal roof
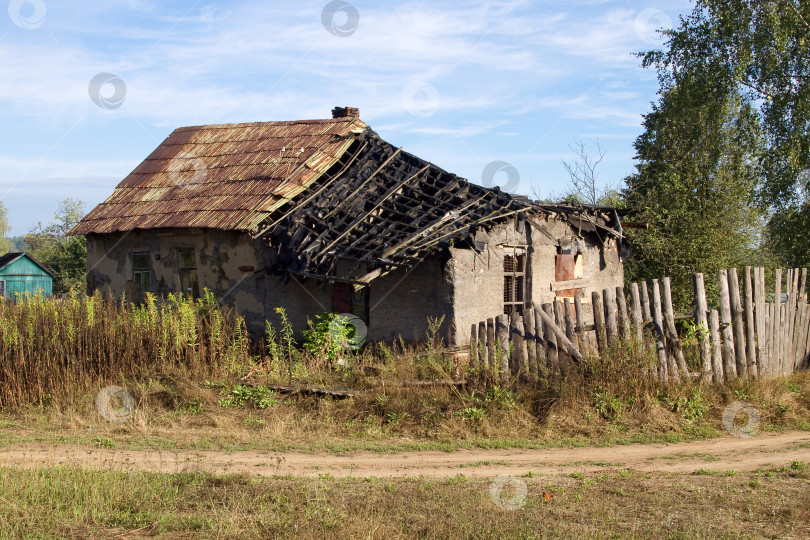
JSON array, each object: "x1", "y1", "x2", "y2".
[{"x1": 70, "y1": 117, "x2": 368, "y2": 235}]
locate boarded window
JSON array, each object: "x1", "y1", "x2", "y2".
[
  {"x1": 555, "y1": 253, "x2": 584, "y2": 299},
  {"x1": 0, "y1": 280, "x2": 4, "y2": 298},
  {"x1": 331, "y1": 283, "x2": 369, "y2": 323},
  {"x1": 132, "y1": 251, "x2": 151, "y2": 303},
  {"x1": 503, "y1": 251, "x2": 526, "y2": 315},
  {"x1": 178, "y1": 248, "x2": 199, "y2": 299}
]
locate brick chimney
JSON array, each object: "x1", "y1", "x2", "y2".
[{"x1": 332, "y1": 106, "x2": 360, "y2": 119}]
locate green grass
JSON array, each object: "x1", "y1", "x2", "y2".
[{"x1": 0, "y1": 464, "x2": 806, "y2": 539}]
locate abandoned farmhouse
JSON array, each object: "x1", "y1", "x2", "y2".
[{"x1": 71, "y1": 107, "x2": 628, "y2": 345}]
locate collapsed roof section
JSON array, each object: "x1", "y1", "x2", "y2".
[{"x1": 257, "y1": 129, "x2": 625, "y2": 282}]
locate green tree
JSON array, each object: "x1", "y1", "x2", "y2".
[
  {"x1": 25, "y1": 199, "x2": 87, "y2": 294},
  {"x1": 0, "y1": 200, "x2": 10, "y2": 255},
  {"x1": 623, "y1": 75, "x2": 765, "y2": 309},
  {"x1": 641, "y1": 0, "x2": 810, "y2": 266}
]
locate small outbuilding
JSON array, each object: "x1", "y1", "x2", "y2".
[{"x1": 0, "y1": 252, "x2": 54, "y2": 298}]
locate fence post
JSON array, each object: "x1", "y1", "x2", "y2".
[
  {"x1": 563, "y1": 298, "x2": 577, "y2": 346},
  {"x1": 486, "y1": 318, "x2": 495, "y2": 374},
  {"x1": 743, "y1": 267, "x2": 758, "y2": 378},
  {"x1": 509, "y1": 312, "x2": 526, "y2": 380},
  {"x1": 534, "y1": 302, "x2": 584, "y2": 365},
  {"x1": 478, "y1": 321, "x2": 489, "y2": 370},
  {"x1": 718, "y1": 269, "x2": 738, "y2": 379},
  {"x1": 693, "y1": 273, "x2": 711, "y2": 379},
  {"x1": 630, "y1": 283, "x2": 643, "y2": 343},
  {"x1": 728, "y1": 268, "x2": 748, "y2": 379},
  {"x1": 534, "y1": 308, "x2": 549, "y2": 380},
  {"x1": 754, "y1": 267, "x2": 769, "y2": 376},
  {"x1": 574, "y1": 296, "x2": 589, "y2": 354},
  {"x1": 542, "y1": 303, "x2": 559, "y2": 376},
  {"x1": 603, "y1": 287, "x2": 618, "y2": 345},
  {"x1": 651, "y1": 279, "x2": 669, "y2": 382},
  {"x1": 554, "y1": 301, "x2": 568, "y2": 374},
  {"x1": 709, "y1": 309, "x2": 724, "y2": 384},
  {"x1": 592, "y1": 292, "x2": 606, "y2": 355},
  {"x1": 662, "y1": 277, "x2": 688, "y2": 378},
  {"x1": 616, "y1": 286, "x2": 630, "y2": 339},
  {"x1": 523, "y1": 308, "x2": 538, "y2": 381},
  {"x1": 793, "y1": 304, "x2": 808, "y2": 373},
  {"x1": 496, "y1": 314, "x2": 510, "y2": 385},
  {"x1": 774, "y1": 269, "x2": 782, "y2": 374},
  {"x1": 469, "y1": 324, "x2": 478, "y2": 371}
]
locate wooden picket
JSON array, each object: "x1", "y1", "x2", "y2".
[{"x1": 468, "y1": 266, "x2": 810, "y2": 385}]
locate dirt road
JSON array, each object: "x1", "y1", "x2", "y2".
[{"x1": 1, "y1": 431, "x2": 808, "y2": 478}]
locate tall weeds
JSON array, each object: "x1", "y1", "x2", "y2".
[{"x1": 0, "y1": 290, "x2": 253, "y2": 407}]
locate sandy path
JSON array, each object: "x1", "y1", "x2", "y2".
[{"x1": 1, "y1": 432, "x2": 808, "y2": 478}]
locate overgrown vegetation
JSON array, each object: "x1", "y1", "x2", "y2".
[{"x1": 0, "y1": 290, "x2": 252, "y2": 408}]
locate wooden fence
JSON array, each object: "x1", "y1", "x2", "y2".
[{"x1": 468, "y1": 267, "x2": 810, "y2": 385}]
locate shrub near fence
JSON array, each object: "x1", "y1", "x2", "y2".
[
  {"x1": 0, "y1": 290, "x2": 253, "y2": 407},
  {"x1": 469, "y1": 267, "x2": 810, "y2": 386}
]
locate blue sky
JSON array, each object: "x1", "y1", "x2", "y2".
[{"x1": 0, "y1": 0, "x2": 691, "y2": 235}]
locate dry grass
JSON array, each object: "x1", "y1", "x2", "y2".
[
  {"x1": 0, "y1": 462, "x2": 807, "y2": 538},
  {"x1": 2, "y1": 293, "x2": 808, "y2": 455},
  {"x1": 0, "y1": 291, "x2": 252, "y2": 408}
]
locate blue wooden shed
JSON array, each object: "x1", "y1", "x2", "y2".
[{"x1": 0, "y1": 252, "x2": 54, "y2": 298}]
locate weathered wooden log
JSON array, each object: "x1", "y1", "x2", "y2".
[
  {"x1": 592, "y1": 291, "x2": 606, "y2": 355},
  {"x1": 709, "y1": 309, "x2": 724, "y2": 384},
  {"x1": 651, "y1": 279, "x2": 669, "y2": 382},
  {"x1": 495, "y1": 314, "x2": 510, "y2": 385},
  {"x1": 743, "y1": 267, "x2": 758, "y2": 378},
  {"x1": 717, "y1": 269, "x2": 737, "y2": 379},
  {"x1": 693, "y1": 273, "x2": 712, "y2": 378},
  {"x1": 728, "y1": 268, "x2": 748, "y2": 379},
  {"x1": 257, "y1": 383, "x2": 358, "y2": 399},
  {"x1": 662, "y1": 277, "x2": 688, "y2": 379}
]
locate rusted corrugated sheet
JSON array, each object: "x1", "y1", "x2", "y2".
[{"x1": 70, "y1": 117, "x2": 367, "y2": 235}]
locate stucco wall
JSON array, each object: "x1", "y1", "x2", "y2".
[
  {"x1": 87, "y1": 229, "x2": 308, "y2": 331},
  {"x1": 366, "y1": 255, "x2": 453, "y2": 344},
  {"x1": 448, "y1": 215, "x2": 625, "y2": 346}
]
